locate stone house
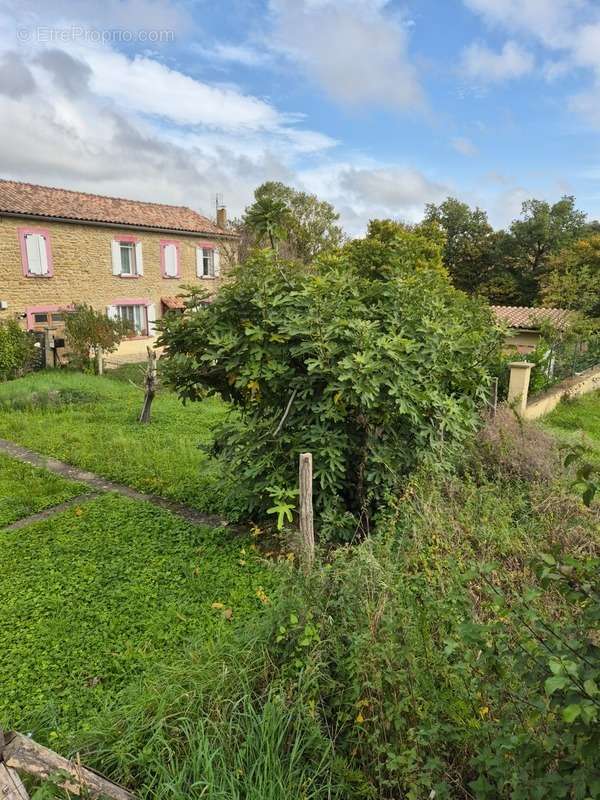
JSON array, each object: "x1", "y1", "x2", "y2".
[{"x1": 0, "y1": 179, "x2": 237, "y2": 362}]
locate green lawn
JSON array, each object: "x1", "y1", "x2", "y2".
[
  {"x1": 0, "y1": 453, "x2": 88, "y2": 527},
  {"x1": 0, "y1": 369, "x2": 232, "y2": 517},
  {"x1": 1, "y1": 493, "x2": 274, "y2": 747},
  {"x1": 544, "y1": 389, "x2": 600, "y2": 460}
]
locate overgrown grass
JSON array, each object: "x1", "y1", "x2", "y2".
[
  {"x1": 0, "y1": 370, "x2": 234, "y2": 516},
  {"x1": 0, "y1": 493, "x2": 275, "y2": 748},
  {"x1": 78, "y1": 468, "x2": 600, "y2": 799},
  {"x1": 0, "y1": 453, "x2": 88, "y2": 526}
]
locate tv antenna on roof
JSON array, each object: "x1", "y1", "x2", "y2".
[{"x1": 216, "y1": 193, "x2": 225, "y2": 213}]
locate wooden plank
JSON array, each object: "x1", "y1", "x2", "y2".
[
  {"x1": 2, "y1": 733, "x2": 134, "y2": 800},
  {"x1": 0, "y1": 763, "x2": 30, "y2": 799}
]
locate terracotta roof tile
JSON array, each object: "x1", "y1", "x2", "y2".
[
  {"x1": 0, "y1": 179, "x2": 234, "y2": 237},
  {"x1": 161, "y1": 296, "x2": 186, "y2": 310},
  {"x1": 492, "y1": 305, "x2": 572, "y2": 331}
]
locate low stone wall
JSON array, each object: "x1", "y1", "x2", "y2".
[{"x1": 523, "y1": 364, "x2": 600, "y2": 420}]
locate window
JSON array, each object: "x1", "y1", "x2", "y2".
[
  {"x1": 161, "y1": 241, "x2": 180, "y2": 278},
  {"x1": 26, "y1": 306, "x2": 70, "y2": 331},
  {"x1": 116, "y1": 304, "x2": 147, "y2": 336},
  {"x1": 202, "y1": 248, "x2": 214, "y2": 277},
  {"x1": 120, "y1": 242, "x2": 136, "y2": 275},
  {"x1": 112, "y1": 238, "x2": 143, "y2": 277},
  {"x1": 19, "y1": 228, "x2": 52, "y2": 277},
  {"x1": 108, "y1": 301, "x2": 156, "y2": 337},
  {"x1": 196, "y1": 245, "x2": 220, "y2": 278}
]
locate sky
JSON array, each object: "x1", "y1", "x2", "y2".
[{"x1": 0, "y1": 0, "x2": 600, "y2": 234}]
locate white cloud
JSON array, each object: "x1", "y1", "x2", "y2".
[
  {"x1": 269, "y1": 0, "x2": 424, "y2": 111},
  {"x1": 210, "y1": 42, "x2": 272, "y2": 68},
  {"x1": 78, "y1": 47, "x2": 285, "y2": 132},
  {"x1": 451, "y1": 137, "x2": 478, "y2": 157},
  {"x1": 461, "y1": 40, "x2": 534, "y2": 83},
  {"x1": 297, "y1": 162, "x2": 449, "y2": 233},
  {"x1": 462, "y1": 0, "x2": 585, "y2": 49}
]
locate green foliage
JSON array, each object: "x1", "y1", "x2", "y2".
[
  {"x1": 79, "y1": 467, "x2": 600, "y2": 799},
  {"x1": 0, "y1": 370, "x2": 233, "y2": 516},
  {"x1": 243, "y1": 181, "x2": 345, "y2": 262},
  {"x1": 64, "y1": 304, "x2": 129, "y2": 369},
  {"x1": 508, "y1": 196, "x2": 587, "y2": 304},
  {"x1": 564, "y1": 443, "x2": 599, "y2": 506},
  {"x1": 0, "y1": 493, "x2": 275, "y2": 748},
  {"x1": 542, "y1": 233, "x2": 600, "y2": 317},
  {"x1": 423, "y1": 196, "x2": 496, "y2": 293},
  {"x1": 0, "y1": 319, "x2": 36, "y2": 380},
  {"x1": 466, "y1": 553, "x2": 600, "y2": 798},
  {"x1": 0, "y1": 453, "x2": 87, "y2": 526},
  {"x1": 423, "y1": 194, "x2": 588, "y2": 306},
  {"x1": 160, "y1": 229, "x2": 501, "y2": 535},
  {"x1": 243, "y1": 192, "x2": 292, "y2": 251}
]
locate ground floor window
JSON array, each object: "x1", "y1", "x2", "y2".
[
  {"x1": 26, "y1": 306, "x2": 68, "y2": 331},
  {"x1": 117, "y1": 304, "x2": 147, "y2": 336}
]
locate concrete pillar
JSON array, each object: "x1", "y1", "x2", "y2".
[{"x1": 507, "y1": 361, "x2": 533, "y2": 414}]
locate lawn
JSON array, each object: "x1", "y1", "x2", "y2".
[
  {"x1": 544, "y1": 389, "x2": 600, "y2": 460},
  {"x1": 0, "y1": 453, "x2": 88, "y2": 527},
  {"x1": 0, "y1": 368, "x2": 233, "y2": 517},
  {"x1": 0, "y1": 493, "x2": 275, "y2": 748}
]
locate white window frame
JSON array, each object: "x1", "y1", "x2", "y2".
[
  {"x1": 112, "y1": 238, "x2": 144, "y2": 277},
  {"x1": 196, "y1": 245, "x2": 220, "y2": 279}
]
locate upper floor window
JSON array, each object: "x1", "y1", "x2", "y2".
[
  {"x1": 196, "y1": 244, "x2": 220, "y2": 278},
  {"x1": 111, "y1": 237, "x2": 144, "y2": 277},
  {"x1": 19, "y1": 228, "x2": 53, "y2": 277},
  {"x1": 160, "y1": 241, "x2": 180, "y2": 278}
]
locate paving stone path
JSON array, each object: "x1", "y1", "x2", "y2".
[{"x1": 0, "y1": 437, "x2": 226, "y2": 530}]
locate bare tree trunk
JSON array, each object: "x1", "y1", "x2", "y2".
[
  {"x1": 299, "y1": 452, "x2": 315, "y2": 572},
  {"x1": 139, "y1": 346, "x2": 157, "y2": 424}
]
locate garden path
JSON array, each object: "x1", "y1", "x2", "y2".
[{"x1": 0, "y1": 437, "x2": 226, "y2": 529}]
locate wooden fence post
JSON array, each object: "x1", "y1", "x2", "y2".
[
  {"x1": 96, "y1": 346, "x2": 104, "y2": 375},
  {"x1": 299, "y1": 453, "x2": 315, "y2": 571}
]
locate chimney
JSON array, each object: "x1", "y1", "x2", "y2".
[
  {"x1": 216, "y1": 205, "x2": 227, "y2": 229},
  {"x1": 216, "y1": 192, "x2": 227, "y2": 229}
]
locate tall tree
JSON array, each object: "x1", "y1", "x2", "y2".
[
  {"x1": 542, "y1": 233, "x2": 600, "y2": 317},
  {"x1": 243, "y1": 194, "x2": 291, "y2": 252},
  {"x1": 507, "y1": 196, "x2": 587, "y2": 305},
  {"x1": 422, "y1": 198, "x2": 495, "y2": 292},
  {"x1": 244, "y1": 182, "x2": 345, "y2": 263}
]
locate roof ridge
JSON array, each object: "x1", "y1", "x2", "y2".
[
  {"x1": 0, "y1": 178, "x2": 196, "y2": 214},
  {"x1": 492, "y1": 304, "x2": 569, "y2": 313}
]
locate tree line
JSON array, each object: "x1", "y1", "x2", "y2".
[{"x1": 240, "y1": 183, "x2": 600, "y2": 317}]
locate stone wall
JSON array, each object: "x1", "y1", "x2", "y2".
[
  {"x1": 0, "y1": 215, "x2": 235, "y2": 358},
  {"x1": 523, "y1": 364, "x2": 600, "y2": 420}
]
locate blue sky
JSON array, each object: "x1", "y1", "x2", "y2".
[{"x1": 0, "y1": 0, "x2": 599, "y2": 233}]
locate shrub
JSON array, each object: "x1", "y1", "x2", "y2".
[
  {"x1": 474, "y1": 407, "x2": 560, "y2": 483},
  {"x1": 0, "y1": 319, "x2": 35, "y2": 381},
  {"x1": 64, "y1": 304, "x2": 129, "y2": 369},
  {"x1": 160, "y1": 227, "x2": 501, "y2": 536}
]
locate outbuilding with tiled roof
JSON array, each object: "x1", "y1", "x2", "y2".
[{"x1": 492, "y1": 304, "x2": 573, "y2": 354}]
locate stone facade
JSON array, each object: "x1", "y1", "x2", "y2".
[{"x1": 0, "y1": 215, "x2": 235, "y2": 359}]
